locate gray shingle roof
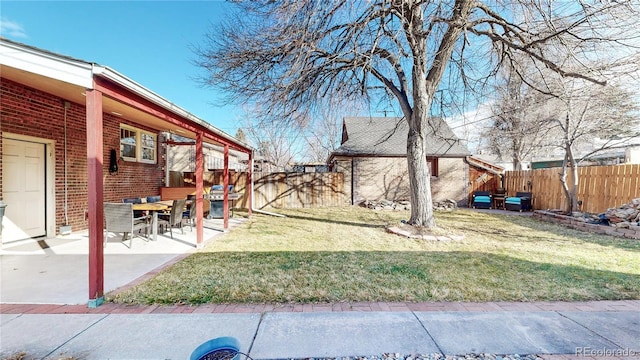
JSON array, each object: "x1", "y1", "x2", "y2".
[{"x1": 332, "y1": 117, "x2": 470, "y2": 157}]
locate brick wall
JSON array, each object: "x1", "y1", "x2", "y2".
[{"x1": 1, "y1": 78, "x2": 165, "y2": 234}]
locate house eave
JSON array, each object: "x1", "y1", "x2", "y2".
[
  {"x1": 93, "y1": 66, "x2": 253, "y2": 153},
  {"x1": 0, "y1": 38, "x2": 94, "y2": 89}
]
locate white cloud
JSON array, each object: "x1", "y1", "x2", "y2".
[{"x1": 0, "y1": 17, "x2": 27, "y2": 39}]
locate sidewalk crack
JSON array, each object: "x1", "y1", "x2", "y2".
[
  {"x1": 41, "y1": 313, "x2": 110, "y2": 360},
  {"x1": 245, "y1": 311, "x2": 265, "y2": 359},
  {"x1": 556, "y1": 311, "x2": 623, "y2": 350},
  {"x1": 411, "y1": 310, "x2": 445, "y2": 356}
]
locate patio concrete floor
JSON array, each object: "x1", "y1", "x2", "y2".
[{"x1": 0, "y1": 217, "x2": 246, "y2": 305}]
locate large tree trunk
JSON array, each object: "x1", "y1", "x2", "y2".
[
  {"x1": 513, "y1": 157, "x2": 522, "y2": 171},
  {"x1": 559, "y1": 162, "x2": 571, "y2": 213},
  {"x1": 559, "y1": 150, "x2": 579, "y2": 213},
  {"x1": 559, "y1": 114, "x2": 579, "y2": 213},
  {"x1": 406, "y1": 116, "x2": 435, "y2": 228},
  {"x1": 406, "y1": 8, "x2": 436, "y2": 228},
  {"x1": 569, "y1": 161, "x2": 579, "y2": 213}
]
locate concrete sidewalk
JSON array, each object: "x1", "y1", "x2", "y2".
[{"x1": 1, "y1": 301, "x2": 639, "y2": 360}]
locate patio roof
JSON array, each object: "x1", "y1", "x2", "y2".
[{"x1": 0, "y1": 37, "x2": 251, "y2": 153}]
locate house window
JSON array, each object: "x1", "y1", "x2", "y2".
[
  {"x1": 120, "y1": 125, "x2": 157, "y2": 164},
  {"x1": 427, "y1": 156, "x2": 439, "y2": 177},
  {"x1": 140, "y1": 132, "x2": 156, "y2": 163}
]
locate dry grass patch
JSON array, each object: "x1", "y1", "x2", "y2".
[{"x1": 110, "y1": 207, "x2": 640, "y2": 305}]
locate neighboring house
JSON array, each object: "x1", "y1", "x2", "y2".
[
  {"x1": 328, "y1": 117, "x2": 472, "y2": 205},
  {"x1": 531, "y1": 145, "x2": 640, "y2": 169},
  {"x1": 0, "y1": 38, "x2": 252, "y2": 306},
  {"x1": 168, "y1": 140, "x2": 248, "y2": 173},
  {"x1": 250, "y1": 156, "x2": 280, "y2": 173},
  {"x1": 291, "y1": 163, "x2": 331, "y2": 173}
]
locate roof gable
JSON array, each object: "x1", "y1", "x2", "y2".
[{"x1": 333, "y1": 116, "x2": 470, "y2": 157}]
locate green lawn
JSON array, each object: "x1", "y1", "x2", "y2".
[{"x1": 110, "y1": 207, "x2": 640, "y2": 304}]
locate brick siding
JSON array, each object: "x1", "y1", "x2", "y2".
[{"x1": 1, "y1": 78, "x2": 165, "y2": 234}]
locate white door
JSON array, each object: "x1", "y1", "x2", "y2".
[{"x1": 2, "y1": 138, "x2": 47, "y2": 242}]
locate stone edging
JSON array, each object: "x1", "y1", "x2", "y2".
[
  {"x1": 386, "y1": 226, "x2": 464, "y2": 241},
  {"x1": 3, "y1": 299, "x2": 638, "y2": 314},
  {"x1": 533, "y1": 210, "x2": 640, "y2": 240}
]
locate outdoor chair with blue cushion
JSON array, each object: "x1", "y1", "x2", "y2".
[
  {"x1": 183, "y1": 198, "x2": 211, "y2": 231},
  {"x1": 211, "y1": 185, "x2": 234, "y2": 192},
  {"x1": 123, "y1": 197, "x2": 144, "y2": 217},
  {"x1": 472, "y1": 191, "x2": 492, "y2": 209},
  {"x1": 122, "y1": 197, "x2": 142, "y2": 204},
  {"x1": 146, "y1": 195, "x2": 161, "y2": 203},
  {"x1": 505, "y1": 192, "x2": 533, "y2": 212}
]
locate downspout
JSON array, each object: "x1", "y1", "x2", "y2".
[
  {"x1": 351, "y1": 158, "x2": 355, "y2": 205},
  {"x1": 165, "y1": 142, "x2": 170, "y2": 186},
  {"x1": 62, "y1": 101, "x2": 71, "y2": 231},
  {"x1": 249, "y1": 157, "x2": 285, "y2": 217}
]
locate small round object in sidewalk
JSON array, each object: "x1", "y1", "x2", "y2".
[{"x1": 191, "y1": 336, "x2": 240, "y2": 360}]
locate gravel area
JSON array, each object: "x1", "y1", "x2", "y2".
[
  {"x1": 266, "y1": 354, "x2": 543, "y2": 360},
  {"x1": 353, "y1": 355, "x2": 542, "y2": 360}
]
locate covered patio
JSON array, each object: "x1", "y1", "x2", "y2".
[
  {"x1": 1, "y1": 217, "x2": 245, "y2": 305},
  {"x1": 1, "y1": 38, "x2": 253, "y2": 307}
]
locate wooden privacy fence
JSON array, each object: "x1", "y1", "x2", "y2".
[
  {"x1": 250, "y1": 172, "x2": 345, "y2": 209},
  {"x1": 503, "y1": 164, "x2": 640, "y2": 213},
  {"x1": 181, "y1": 171, "x2": 346, "y2": 209}
]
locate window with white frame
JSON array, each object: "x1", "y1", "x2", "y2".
[{"x1": 120, "y1": 125, "x2": 157, "y2": 164}]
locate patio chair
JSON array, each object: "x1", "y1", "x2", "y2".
[
  {"x1": 471, "y1": 191, "x2": 492, "y2": 209},
  {"x1": 183, "y1": 198, "x2": 211, "y2": 231},
  {"x1": 157, "y1": 199, "x2": 187, "y2": 239},
  {"x1": 123, "y1": 197, "x2": 144, "y2": 217},
  {"x1": 505, "y1": 192, "x2": 533, "y2": 212},
  {"x1": 103, "y1": 202, "x2": 150, "y2": 248}
]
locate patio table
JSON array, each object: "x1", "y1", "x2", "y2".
[{"x1": 132, "y1": 201, "x2": 173, "y2": 241}]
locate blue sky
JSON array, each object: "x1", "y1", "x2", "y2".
[{"x1": 1, "y1": 1, "x2": 244, "y2": 136}]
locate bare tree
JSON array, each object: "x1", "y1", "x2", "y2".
[
  {"x1": 484, "y1": 69, "x2": 555, "y2": 170},
  {"x1": 238, "y1": 105, "x2": 305, "y2": 171},
  {"x1": 302, "y1": 115, "x2": 342, "y2": 163},
  {"x1": 194, "y1": 0, "x2": 639, "y2": 228},
  {"x1": 543, "y1": 81, "x2": 640, "y2": 213},
  {"x1": 302, "y1": 99, "x2": 365, "y2": 163},
  {"x1": 234, "y1": 128, "x2": 248, "y2": 144}
]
